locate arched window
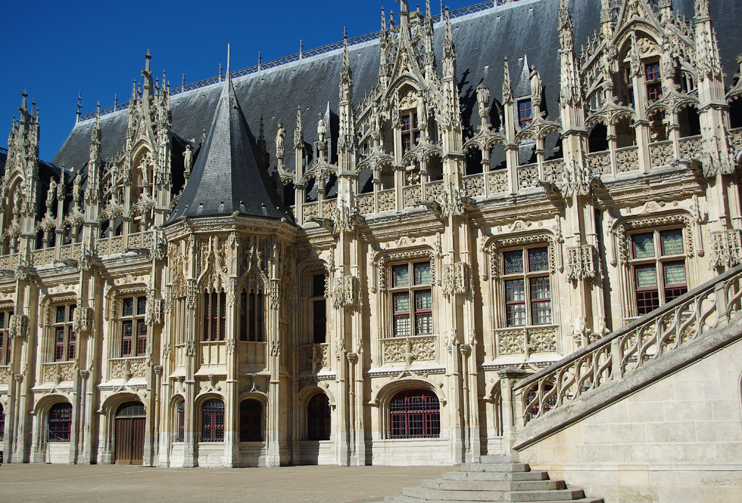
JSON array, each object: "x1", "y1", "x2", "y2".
[
  {"x1": 239, "y1": 399, "x2": 263, "y2": 441},
  {"x1": 307, "y1": 394, "x2": 330, "y2": 440},
  {"x1": 0, "y1": 403, "x2": 5, "y2": 441},
  {"x1": 201, "y1": 399, "x2": 224, "y2": 442},
  {"x1": 389, "y1": 390, "x2": 440, "y2": 439},
  {"x1": 48, "y1": 403, "x2": 73, "y2": 442},
  {"x1": 177, "y1": 401, "x2": 185, "y2": 442}
]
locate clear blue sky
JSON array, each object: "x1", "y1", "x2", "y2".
[{"x1": 1, "y1": 0, "x2": 477, "y2": 162}]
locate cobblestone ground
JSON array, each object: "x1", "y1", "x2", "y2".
[{"x1": 0, "y1": 463, "x2": 447, "y2": 503}]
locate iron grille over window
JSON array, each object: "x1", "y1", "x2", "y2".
[
  {"x1": 307, "y1": 394, "x2": 331, "y2": 440},
  {"x1": 53, "y1": 304, "x2": 76, "y2": 362},
  {"x1": 204, "y1": 292, "x2": 226, "y2": 341},
  {"x1": 632, "y1": 228, "x2": 687, "y2": 315},
  {"x1": 239, "y1": 399, "x2": 263, "y2": 441},
  {"x1": 391, "y1": 261, "x2": 432, "y2": 337},
  {"x1": 389, "y1": 390, "x2": 440, "y2": 439},
  {"x1": 0, "y1": 310, "x2": 12, "y2": 365},
  {"x1": 502, "y1": 247, "x2": 552, "y2": 327},
  {"x1": 48, "y1": 403, "x2": 72, "y2": 442},
  {"x1": 121, "y1": 296, "x2": 147, "y2": 357},
  {"x1": 201, "y1": 399, "x2": 224, "y2": 442}
]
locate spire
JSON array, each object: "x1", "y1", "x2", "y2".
[
  {"x1": 226, "y1": 43, "x2": 231, "y2": 86},
  {"x1": 442, "y1": 8, "x2": 456, "y2": 79},
  {"x1": 169, "y1": 44, "x2": 289, "y2": 223},
  {"x1": 340, "y1": 30, "x2": 353, "y2": 104},
  {"x1": 558, "y1": 0, "x2": 574, "y2": 52},
  {"x1": 294, "y1": 106, "x2": 304, "y2": 150},
  {"x1": 20, "y1": 89, "x2": 28, "y2": 113},
  {"x1": 502, "y1": 57, "x2": 513, "y2": 105},
  {"x1": 76, "y1": 91, "x2": 82, "y2": 123}
]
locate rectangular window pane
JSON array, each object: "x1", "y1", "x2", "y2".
[
  {"x1": 661, "y1": 230, "x2": 683, "y2": 256},
  {"x1": 393, "y1": 265, "x2": 409, "y2": 287},
  {"x1": 56, "y1": 306, "x2": 65, "y2": 324},
  {"x1": 632, "y1": 233, "x2": 655, "y2": 258},
  {"x1": 68, "y1": 305, "x2": 76, "y2": 322},
  {"x1": 529, "y1": 248, "x2": 549, "y2": 272},
  {"x1": 415, "y1": 290, "x2": 432, "y2": 311},
  {"x1": 504, "y1": 251, "x2": 523, "y2": 275},
  {"x1": 664, "y1": 262, "x2": 686, "y2": 286},
  {"x1": 394, "y1": 316, "x2": 410, "y2": 336},
  {"x1": 636, "y1": 265, "x2": 657, "y2": 288},
  {"x1": 394, "y1": 293, "x2": 410, "y2": 313},
  {"x1": 137, "y1": 296, "x2": 147, "y2": 315},
  {"x1": 122, "y1": 298, "x2": 133, "y2": 317},
  {"x1": 637, "y1": 290, "x2": 660, "y2": 315},
  {"x1": 531, "y1": 302, "x2": 552, "y2": 325},
  {"x1": 414, "y1": 262, "x2": 431, "y2": 285},
  {"x1": 530, "y1": 277, "x2": 551, "y2": 300},
  {"x1": 416, "y1": 313, "x2": 433, "y2": 335},
  {"x1": 506, "y1": 304, "x2": 526, "y2": 327},
  {"x1": 505, "y1": 279, "x2": 525, "y2": 302}
]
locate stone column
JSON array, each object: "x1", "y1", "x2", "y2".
[{"x1": 496, "y1": 368, "x2": 529, "y2": 460}]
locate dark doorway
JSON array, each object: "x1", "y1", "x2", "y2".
[{"x1": 115, "y1": 401, "x2": 145, "y2": 465}]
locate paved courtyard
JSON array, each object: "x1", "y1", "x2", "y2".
[{"x1": 0, "y1": 463, "x2": 448, "y2": 503}]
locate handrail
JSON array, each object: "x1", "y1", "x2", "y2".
[
  {"x1": 78, "y1": 0, "x2": 530, "y2": 122},
  {"x1": 514, "y1": 263, "x2": 742, "y2": 424}
]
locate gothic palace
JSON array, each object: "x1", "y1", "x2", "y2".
[{"x1": 1, "y1": 0, "x2": 741, "y2": 468}]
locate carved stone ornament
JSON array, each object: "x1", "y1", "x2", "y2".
[
  {"x1": 9, "y1": 313, "x2": 29, "y2": 339},
  {"x1": 270, "y1": 340, "x2": 280, "y2": 357},
  {"x1": 710, "y1": 229, "x2": 742, "y2": 269},
  {"x1": 146, "y1": 297, "x2": 164, "y2": 325},
  {"x1": 565, "y1": 244, "x2": 598, "y2": 281},
  {"x1": 332, "y1": 275, "x2": 359, "y2": 309},
  {"x1": 72, "y1": 306, "x2": 93, "y2": 335},
  {"x1": 441, "y1": 262, "x2": 472, "y2": 297}
]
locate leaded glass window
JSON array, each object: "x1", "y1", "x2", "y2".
[
  {"x1": 630, "y1": 228, "x2": 688, "y2": 315},
  {"x1": 502, "y1": 246, "x2": 552, "y2": 327},
  {"x1": 121, "y1": 296, "x2": 146, "y2": 357},
  {"x1": 391, "y1": 261, "x2": 433, "y2": 337},
  {"x1": 53, "y1": 304, "x2": 76, "y2": 362}
]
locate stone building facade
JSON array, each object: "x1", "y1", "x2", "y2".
[{"x1": 1, "y1": 0, "x2": 741, "y2": 467}]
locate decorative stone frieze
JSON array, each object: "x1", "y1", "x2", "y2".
[
  {"x1": 110, "y1": 357, "x2": 148, "y2": 381},
  {"x1": 9, "y1": 313, "x2": 29, "y2": 339},
  {"x1": 331, "y1": 275, "x2": 359, "y2": 309},
  {"x1": 565, "y1": 244, "x2": 598, "y2": 281},
  {"x1": 710, "y1": 229, "x2": 742, "y2": 269},
  {"x1": 442, "y1": 262, "x2": 472, "y2": 297},
  {"x1": 72, "y1": 306, "x2": 93, "y2": 334}
]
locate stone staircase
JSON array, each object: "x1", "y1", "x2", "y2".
[{"x1": 384, "y1": 455, "x2": 602, "y2": 503}]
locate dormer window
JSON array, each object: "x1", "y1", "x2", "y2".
[
  {"x1": 401, "y1": 111, "x2": 419, "y2": 152},
  {"x1": 518, "y1": 100, "x2": 532, "y2": 127},
  {"x1": 645, "y1": 62, "x2": 662, "y2": 103}
]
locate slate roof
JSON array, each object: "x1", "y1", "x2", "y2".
[
  {"x1": 169, "y1": 71, "x2": 289, "y2": 221},
  {"x1": 50, "y1": 0, "x2": 742, "y2": 198}
]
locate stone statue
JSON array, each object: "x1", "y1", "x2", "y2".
[
  {"x1": 477, "y1": 82, "x2": 490, "y2": 118},
  {"x1": 47, "y1": 180, "x2": 57, "y2": 210},
  {"x1": 317, "y1": 114, "x2": 327, "y2": 148},
  {"x1": 275, "y1": 122, "x2": 286, "y2": 159},
  {"x1": 416, "y1": 96, "x2": 426, "y2": 126},
  {"x1": 183, "y1": 144, "x2": 193, "y2": 177},
  {"x1": 73, "y1": 170, "x2": 83, "y2": 206},
  {"x1": 13, "y1": 187, "x2": 22, "y2": 216},
  {"x1": 529, "y1": 65, "x2": 542, "y2": 107}
]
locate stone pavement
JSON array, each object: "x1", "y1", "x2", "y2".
[{"x1": 0, "y1": 463, "x2": 448, "y2": 503}]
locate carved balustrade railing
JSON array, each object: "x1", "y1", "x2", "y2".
[
  {"x1": 42, "y1": 361, "x2": 77, "y2": 384},
  {"x1": 513, "y1": 263, "x2": 742, "y2": 426},
  {"x1": 404, "y1": 184, "x2": 422, "y2": 208},
  {"x1": 303, "y1": 201, "x2": 319, "y2": 220},
  {"x1": 426, "y1": 180, "x2": 444, "y2": 200},
  {"x1": 381, "y1": 335, "x2": 438, "y2": 366},
  {"x1": 586, "y1": 150, "x2": 611, "y2": 176},
  {"x1": 463, "y1": 173, "x2": 485, "y2": 198},
  {"x1": 542, "y1": 159, "x2": 564, "y2": 184},
  {"x1": 489, "y1": 170, "x2": 508, "y2": 194},
  {"x1": 728, "y1": 127, "x2": 742, "y2": 153},
  {"x1": 109, "y1": 357, "x2": 148, "y2": 381},
  {"x1": 517, "y1": 163, "x2": 538, "y2": 190},
  {"x1": 322, "y1": 199, "x2": 336, "y2": 217},
  {"x1": 678, "y1": 134, "x2": 703, "y2": 160},
  {"x1": 649, "y1": 140, "x2": 674, "y2": 168},
  {"x1": 378, "y1": 188, "x2": 396, "y2": 212},
  {"x1": 495, "y1": 325, "x2": 559, "y2": 357},
  {"x1": 615, "y1": 145, "x2": 639, "y2": 173},
  {"x1": 356, "y1": 193, "x2": 374, "y2": 215},
  {"x1": 0, "y1": 253, "x2": 19, "y2": 271}
]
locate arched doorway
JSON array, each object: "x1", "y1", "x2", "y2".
[{"x1": 115, "y1": 401, "x2": 145, "y2": 465}]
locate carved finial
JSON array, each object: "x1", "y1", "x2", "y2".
[
  {"x1": 76, "y1": 91, "x2": 82, "y2": 119},
  {"x1": 502, "y1": 57, "x2": 513, "y2": 105},
  {"x1": 114, "y1": 94, "x2": 118, "y2": 109},
  {"x1": 21, "y1": 89, "x2": 28, "y2": 112},
  {"x1": 96, "y1": 101, "x2": 100, "y2": 117}
]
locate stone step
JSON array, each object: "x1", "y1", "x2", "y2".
[
  {"x1": 479, "y1": 454, "x2": 513, "y2": 464},
  {"x1": 442, "y1": 470, "x2": 549, "y2": 482},
  {"x1": 459, "y1": 462, "x2": 530, "y2": 472},
  {"x1": 507, "y1": 489, "x2": 586, "y2": 502},
  {"x1": 421, "y1": 478, "x2": 565, "y2": 492},
  {"x1": 386, "y1": 497, "x2": 602, "y2": 503}
]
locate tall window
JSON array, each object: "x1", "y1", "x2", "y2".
[
  {"x1": 53, "y1": 304, "x2": 76, "y2": 362},
  {"x1": 389, "y1": 390, "x2": 440, "y2": 439},
  {"x1": 240, "y1": 291, "x2": 264, "y2": 342},
  {"x1": 201, "y1": 399, "x2": 224, "y2": 442},
  {"x1": 632, "y1": 228, "x2": 687, "y2": 316},
  {"x1": 518, "y1": 99, "x2": 532, "y2": 127},
  {"x1": 307, "y1": 394, "x2": 330, "y2": 440},
  {"x1": 503, "y1": 247, "x2": 552, "y2": 327},
  {"x1": 240, "y1": 399, "x2": 263, "y2": 441},
  {"x1": 401, "y1": 110, "x2": 419, "y2": 152},
  {"x1": 645, "y1": 62, "x2": 662, "y2": 102},
  {"x1": 391, "y1": 261, "x2": 432, "y2": 337},
  {"x1": 177, "y1": 401, "x2": 185, "y2": 442},
  {"x1": 311, "y1": 273, "x2": 327, "y2": 344},
  {"x1": 0, "y1": 310, "x2": 12, "y2": 365},
  {"x1": 48, "y1": 403, "x2": 72, "y2": 442},
  {"x1": 121, "y1": 296, "x2": 147, "y2": 357},
  {"x1": 203, "y1": 292, "x2": 226, "y2": 341}
]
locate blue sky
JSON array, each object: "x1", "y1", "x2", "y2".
[{"x1": 1, "y1": 0, "x2": 476, "y2": 162}]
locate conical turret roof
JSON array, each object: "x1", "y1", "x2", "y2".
[{"x1": 168, "y1": 57, "x2": 289, "y2": 223}]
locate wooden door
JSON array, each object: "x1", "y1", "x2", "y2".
[{"x1": 115, "y1": 417, "x2": 145, "y2": 465}]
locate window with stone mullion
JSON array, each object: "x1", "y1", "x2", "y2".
[
  {"x1": 52, "y1": 304, "x2": 77, "y2": 362},
  {"x1": 203, "y1": 291, "x2": 227, "y2": 342},
  {"x1": 391, "y1": 261, "x2": 432, "y2": 337},
  {"x1": 631, "y1": 228, "x2": 687, "y2": 316},
  {"x1": 0, "y1": 310, "x2": 12, "y2": 365},
  {"x1": 502, "y1": 247, "x2": 552, "y2": 327},
  {"x1": 121, "y1": 296, "x2": 147, "y2": 357}
]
